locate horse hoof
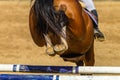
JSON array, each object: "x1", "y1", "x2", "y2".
[
  {"x1": 46, "y1": 47, "x2": 55, "y2": 56},
  {"x1": 54, "y1": 44, "x2": 67, "y2": 55}
]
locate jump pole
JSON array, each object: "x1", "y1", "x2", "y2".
[
  {"x1": 0, "y1": 74, "x2": 120, "y2": 80},
  {"x1": 0, "y1": 64, "x2": 120, "y2": 74}
]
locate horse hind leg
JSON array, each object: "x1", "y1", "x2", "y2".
[
  {"x1": 84, "y1": 44, "x2": 95, "y2": 66},
  {"x1": 54, "y1": 26, "x2": 68, "y2": 55},
  {"x1": 75, "y1": 61, "x2": 84, "y2": 66},
  {"x1": 53, "y1": 7, "x2": 69, "y2": 55},
  {"x1": 43, "y1": 26, "x2": 68, "y2": 56},
  {"x1": 75, "y1": 44, "x2": 95, "y2": 66},
  {"x1": 43, "y1": 34, "x2": 55, "y2": 56}
]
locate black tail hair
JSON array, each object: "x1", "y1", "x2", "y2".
[{"x1": 33, "y1": 0, "x2": 68, "y2": 37}]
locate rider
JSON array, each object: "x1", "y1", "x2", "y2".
[{"x1": 80, "y1": 0, "x2": 105, "y2": 41}]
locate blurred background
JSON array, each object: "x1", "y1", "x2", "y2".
[{"x1": 0, "y1": 0, "x2": 120, "y2": 66}]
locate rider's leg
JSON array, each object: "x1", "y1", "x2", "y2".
[
  {"x1": 80, "y1": 0, "x2": 96, "y2": 11},
  {"x1": 80, "y1": 0, "x2": 105, "y2": 41},
  {"x1": 91, "y1": 10, "x2": 105, "y2": 41}
]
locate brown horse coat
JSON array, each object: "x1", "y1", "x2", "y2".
[{"x1": 29, "y1": 0, "x2": 95, "y2": 66}]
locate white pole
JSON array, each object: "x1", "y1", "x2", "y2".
[
  {"x1": 0, "y1": 64, "x2": 14, "y2": 72},
  {"x1": 59, "y1": 76, "x2": 120, "y2": 80},
  {"x1": 0, "y1": 64, "x2": 20, "y2": 72},
  {"x1": 77, "y1": 66, "x2": 120, "y2": 74}
]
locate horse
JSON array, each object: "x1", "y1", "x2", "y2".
[{"x1": 29, "y1": 0, "x2": 95, "y2": 66}]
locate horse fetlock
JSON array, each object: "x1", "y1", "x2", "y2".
[
  {"x1": 46, "y1": 47, "x2": 56, "y2": 56},
  {"x1": 54, "y1": 44, "x2": 67, "y2": 55}
]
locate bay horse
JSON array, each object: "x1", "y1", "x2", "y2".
[{"x1": 29, "y1": 0, "x2": 94, "y2": 66}]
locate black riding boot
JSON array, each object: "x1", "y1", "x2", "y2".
[{"x1": 91, "y1": 10, "x2": 105, "y2": 41}]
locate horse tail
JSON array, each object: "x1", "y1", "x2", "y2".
[{"x1": 33, "y1": 0, "x2": 69, "y2": 37}]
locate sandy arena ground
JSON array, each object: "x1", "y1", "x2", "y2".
[{"x1": 0, "y1": 1, "x2": 120, "y2": 66}]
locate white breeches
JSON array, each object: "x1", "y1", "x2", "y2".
[{"x1": 80, "y1": 0, "x2": 96, "y2": 11}]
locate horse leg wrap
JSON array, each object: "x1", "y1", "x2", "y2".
[
  {"x1": 54, "y1": 26, "x2": 68, "y2": 55},
  {"x1": 43, "y1": 34, "x2": 55, "y2": 56},
  {"x1": 60, "y1": 26, "x2": 68, "y2": 50}
]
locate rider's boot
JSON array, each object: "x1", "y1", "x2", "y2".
[{"x1": 91, "y1": 9, "x2": 105, "y2": 41}]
